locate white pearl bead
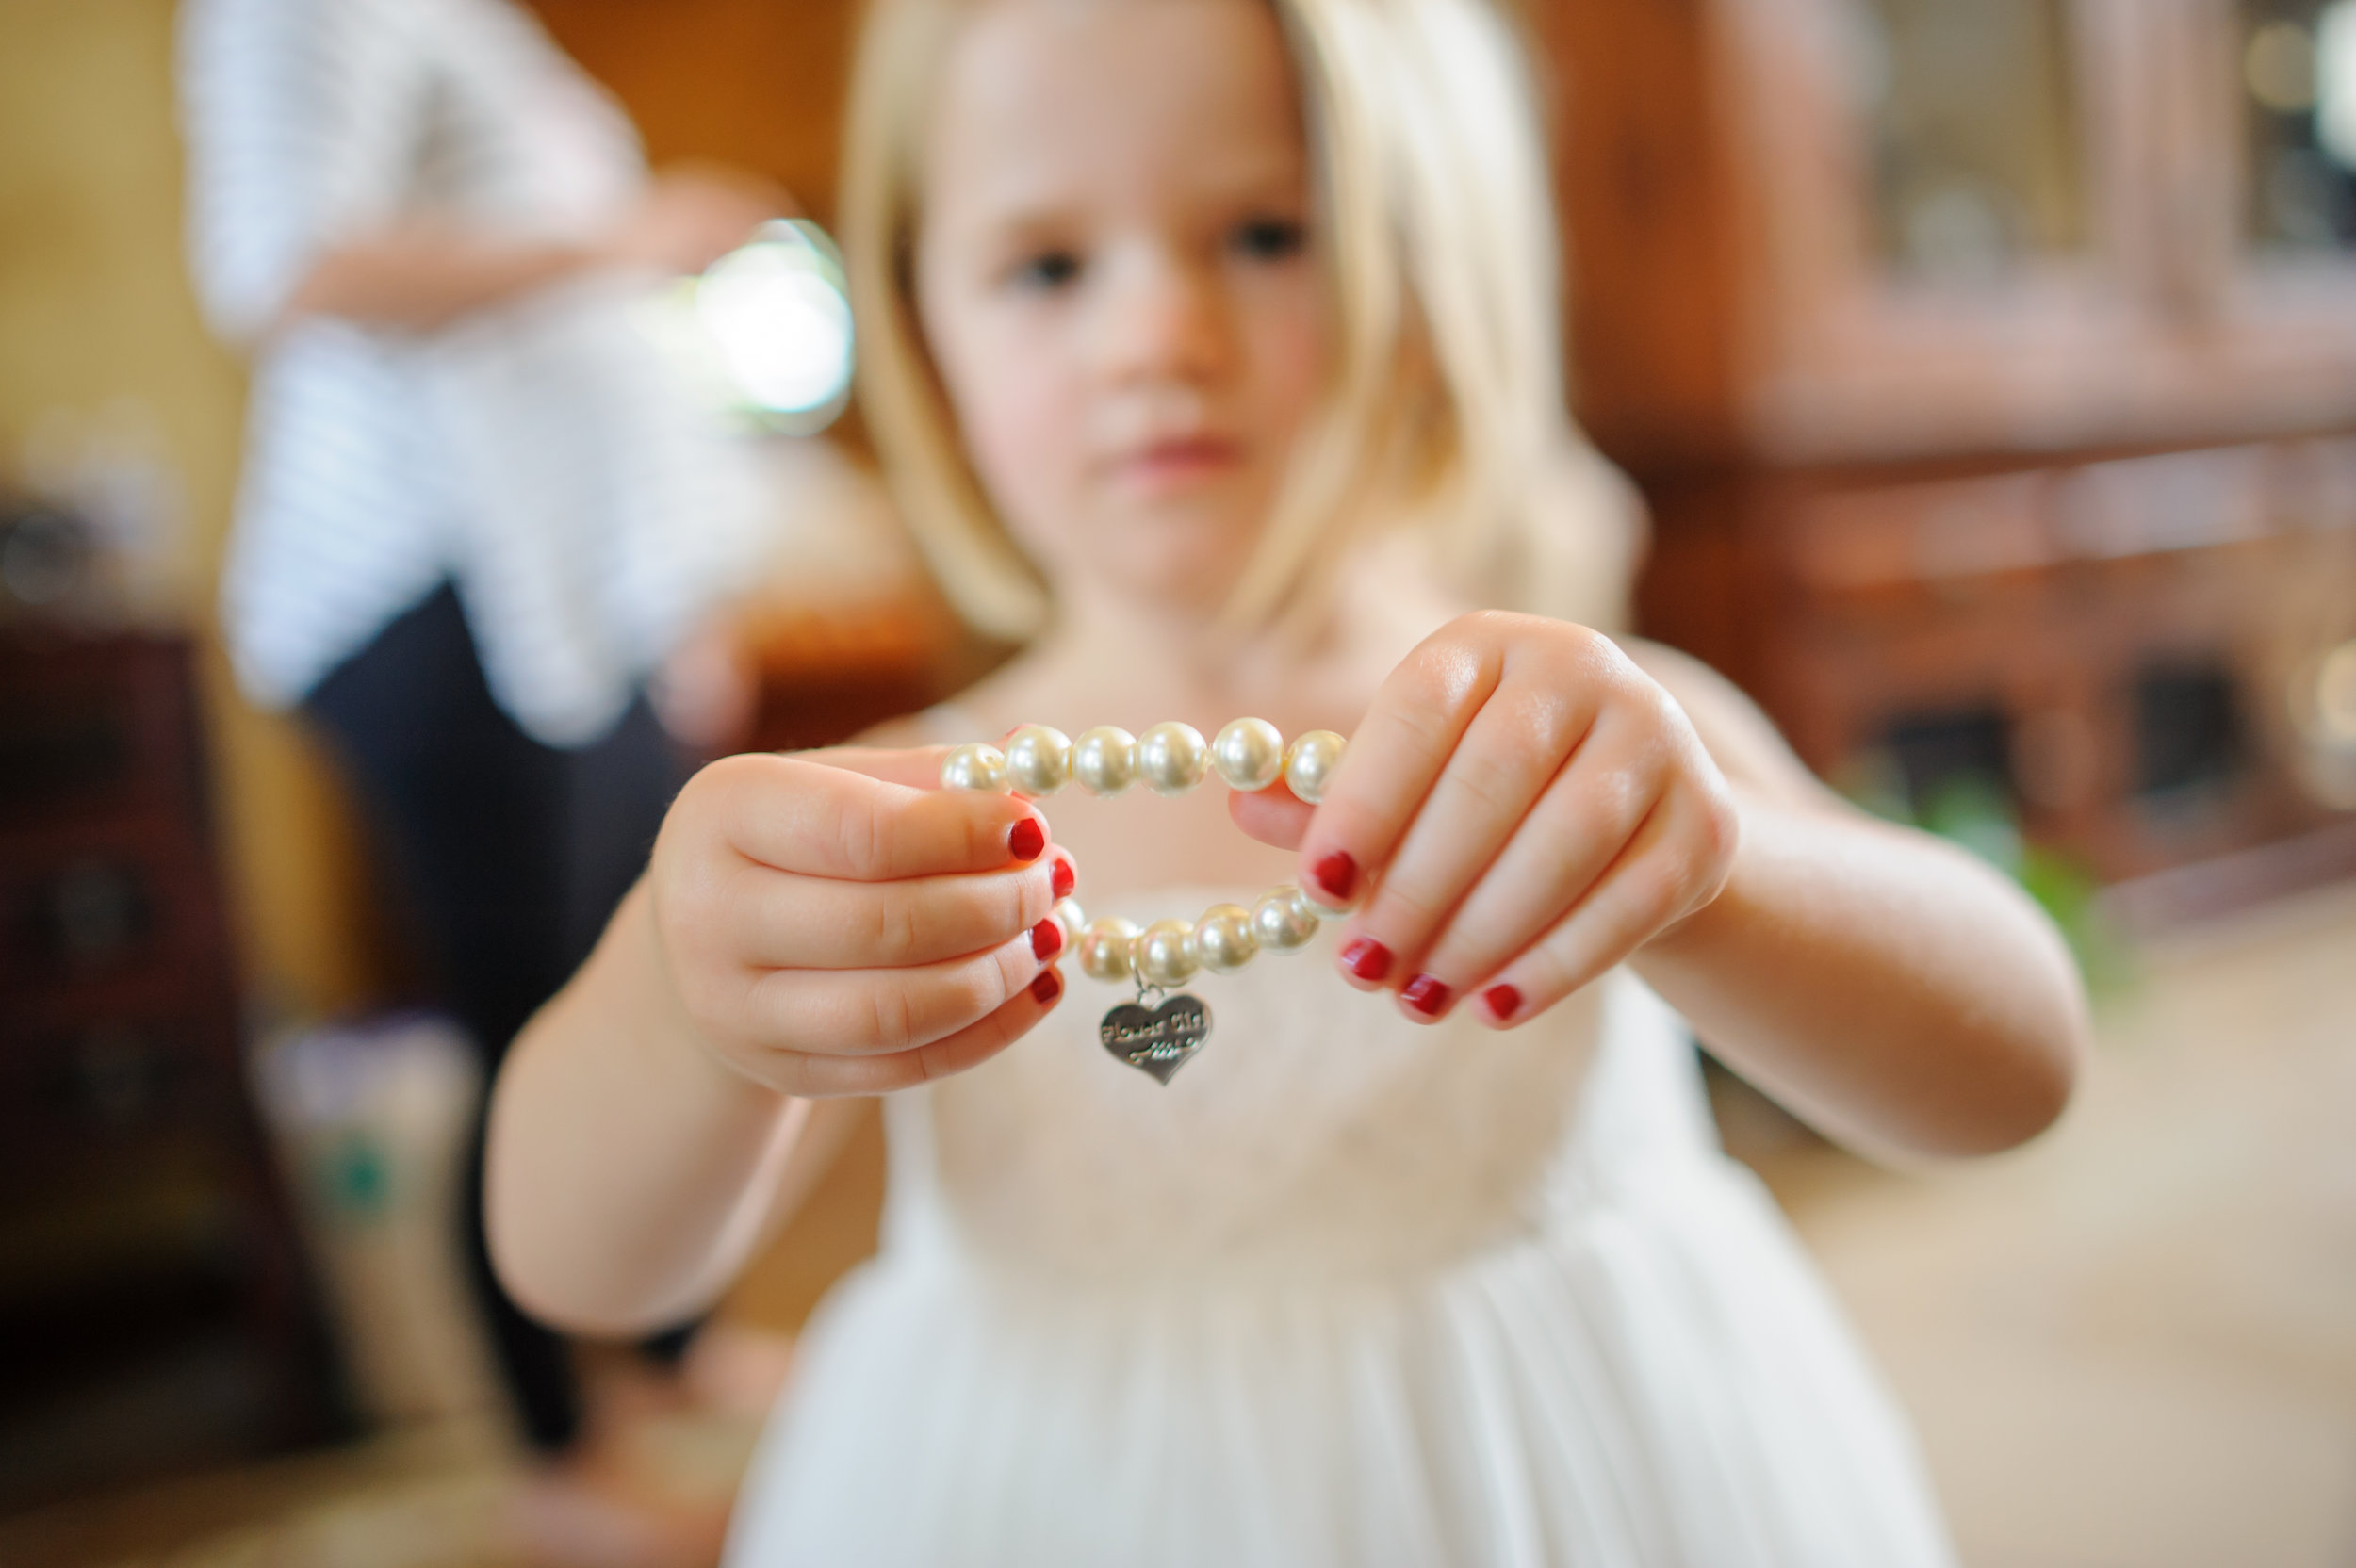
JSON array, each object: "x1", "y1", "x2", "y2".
[
  {"x1": 1192, "y1": 903, "x2": 1258, "y2": 972},
  {"x1": 1210, "y1": 718, "x2": 1285, "y2": 792},
  {"x1": 1282, "y1": 730, "x2": 1346, "y2": 804},
  {"x1": 1005, "y1": 725, "x2": 1073, "y2": 795},
  {"x1": 1078, "y1": 917, "x2": 1140, "y2": 983},
  {"x1": 1137, "y1": 722, "x2": 1209, "y2": 795},
  {"x1": 1252, "y1": 886, "x2": 1322, "y2": 953},
  {"x1": 1072, "y1": 726, "x2": 1138, "y2": 796},
  {"x1": 1053, "y1": 898, "x2": 1088, "y2": 948},
  {"x1": 941, "y1": 743, "x2": 1011, "y2": 793},
  {"x1": 1137, "y1": 918, "x2": 1200, "y2": 986}
]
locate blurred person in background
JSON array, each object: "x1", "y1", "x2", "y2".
[{"x1": 177, "y1": 0, "x2": 782, "y2": 1560}]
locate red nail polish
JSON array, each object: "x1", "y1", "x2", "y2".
[
  {"x1": 1031, "y1": 919, "x2": 1064, "y2": 960},
  {"x1": 1401, "y1": 975, "x2": 1453, "y2": 1018},
  {"x1": 1051, "y1": 857, "x2": 1076, "y2": 900},
  {"x1": 1030, "y1": 967, "x2": 1062, "y2": 1004},
  {"x1": 1484, "y1": 984, "x2": 1522, "y2": 1022},
  {"x1": 1007, "y1": 818, "x2": 1046, "y2": 861},
  {"x1": 1340, "y1": 938, "x2": 1393, "y2": 983},
  {"x1": 1312, "y1": 851, "x2": 1358, "y2": 904}
]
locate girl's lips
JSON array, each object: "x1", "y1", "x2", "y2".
[{"x1": 1108, "y1": 434, "x2": 1243, "y2": 492}]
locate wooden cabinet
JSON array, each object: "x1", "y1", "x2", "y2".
[
  {"x1": 0, "y1": 631, "x2": 342, "y2": 1510},
  {"x1": 1542, "y1": 0, "x2": 2356, "y2": 908}
]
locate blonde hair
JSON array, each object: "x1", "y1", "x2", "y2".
[{"x1": 840, "y1": 0, "x2": 1642, "y2": 642}]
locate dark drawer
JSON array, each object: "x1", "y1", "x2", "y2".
[
  {"x1": 0, "y1": 815, "x2": 233, "y2": 1011},
  {"x1": 0, "y1": 634, "x2": 202, "y2": 831}
]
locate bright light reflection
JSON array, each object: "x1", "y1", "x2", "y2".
[
  {"x1": 2315, "y1": 639, "x2": 2356, "y2": 747},
  {"x1": 694, "y1": 220, "x2": 854, "y2": 433},
  {"x1": 2318, "y1": 2, "x2": 2356, "y2": 168}
]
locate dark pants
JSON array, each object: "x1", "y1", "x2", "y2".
[{"x1": 304, "y1": 583, "x2": 690, "y2": 1452}]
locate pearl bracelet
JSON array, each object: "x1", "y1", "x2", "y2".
[{"x1": 941, "y1": 720, "x2": 1349, "y2": 1081}]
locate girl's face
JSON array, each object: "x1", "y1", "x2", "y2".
[{"x1": 914, "y1": 0, "x2": 1333, "y2": 614}]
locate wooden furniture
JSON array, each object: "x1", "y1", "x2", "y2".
[
  {"x1": 529, "y1": 0, "x2": 860, "y2": 222},
  {"x1": 0, "y1": 629, "x2": 343, "y2": 1511},
  {"x1": 1540, "y1": 0, "x2": 2356, "y2": 910},
  {"x1": 739, "y1": 588, "x2": 985, "y2": 756}
]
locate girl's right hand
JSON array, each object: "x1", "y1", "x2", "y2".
[{"x1": 646, "y1": 747, "x2": 1073, "y2": 1098}]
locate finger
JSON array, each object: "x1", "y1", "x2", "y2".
[
  {"x1": 1289, "y1": 639, "x2": 1501, "y2": 911},
  {"x1": 725, "y1": 858, "x2": 1063, "y2": 970},
  {"x1": 1380, "y1": 717, "x2": 1665, "y2": 1016},
  {"x1": 703, "y1": 753, "x2": 1051, "y2": 879},
  {"x1": 1332, "y1": 685, "x2": 1602, "y2": 996},
  {"x1": 773, "y1": 967, "x2": 1067, "y2": 1097},
  {"x1": 1229, "y1": 777, "x2": 1314, "y2": 850},
  {"x1": 743, "y1": 923, "x2": 1057, "y2": 1056},
  {"x1": 1471, "y1": 793, "x2": 1715, "y2": 1029},
  {"x1": 804, "y1": 743, "x2": 959, "y2": 792}
]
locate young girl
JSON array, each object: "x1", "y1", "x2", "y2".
[{"x1": 485, "y1": 0, "x2": 2088, "y2": 1560}]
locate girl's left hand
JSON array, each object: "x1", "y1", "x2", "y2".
[{"x1": 1233, "y1": 611, "x2": 1741, "y2": 1026}]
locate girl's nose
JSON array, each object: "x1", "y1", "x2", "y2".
[{"x1": 1092, "y1": 248, "x2": 1230, "y2": 387}]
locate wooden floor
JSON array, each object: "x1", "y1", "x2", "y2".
[
  {"x1": 1755, "y1": 879, "x2": 2356, "y2": 1567},
  {"x1": 7, "y1": 884, "x2": 2353, "y2": 1566}
]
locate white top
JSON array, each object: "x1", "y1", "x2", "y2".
[
  {"x1": 179, "y1": 0, "x2": 766, "y2": 745},
  {"x1": 725, "y1": 884, "x2": 1959, "y2": 1565}
]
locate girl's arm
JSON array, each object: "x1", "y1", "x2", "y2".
[
  {"x1": 484, "y1": 748, "x2": 1072, "y2": 1336},
  {"x1": 1247, "y1": 612, "x2": 2087, "y2": 1164},
  {"x1": 1621, "y1": 642, "x2": 2086, "y2": 1160},
  {"x1": 486, "y1": 879, "x2": 848, "y2": 1338}
]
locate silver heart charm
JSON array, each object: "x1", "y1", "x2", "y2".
[{"x1": 1100, "y1": 993, "x2": 1212, "y2": 1085}]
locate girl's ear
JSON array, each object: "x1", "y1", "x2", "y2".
[{"x1": 1229, "y1": 778, "x2": 1315, "y2": 850}]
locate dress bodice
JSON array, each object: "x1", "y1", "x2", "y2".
[{"x1": 877, "y1": 884, "x2": 1720, "y2": 1289}]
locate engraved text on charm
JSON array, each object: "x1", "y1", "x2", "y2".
[{"x1": 1100, "y1": 994, "x2": 1212, "y2": 1085}]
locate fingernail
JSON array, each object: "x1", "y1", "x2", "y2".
[
  {"x1": 1030, "y1": 967, "x2": 1062, "y2": 1004},
  {"x1": 1401, "y1": 975, "x2": 1453, "y2": 1018},
  {"x1": 1340, "y1": 938, "x2": 1393, "y2": 983},
  {"x1": 1312, "y1": 851, "x2": 1358, "y2": 904},
  {"x1": 1483, "y1": 984, "x2": 1522, "y2": 1022},
  {"x1": 1031, "y1": 919, "x2": 1064, "y2": 960},
  {"x1": 1007, "y1": 818, "x2": 1046, "y2": 861},
  {"x1": 1051, "y1": 856, "x2": 1076, "y2": 900}
]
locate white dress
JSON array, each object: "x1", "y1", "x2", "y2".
[{"x1": 724, "y1": 890, "x2": 1957, "y2": 1566}]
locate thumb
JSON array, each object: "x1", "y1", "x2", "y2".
[
  {"x1": 795, "y1": 743, "x2": 958, "y2": 792},
  {"x1": 1230, "y1": 778, "x2": 1314, "y2": 850}
]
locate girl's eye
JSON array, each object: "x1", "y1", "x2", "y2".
[
  {"x1": 1230, "y1": 217, "x2": 1306, "y2": 262},
  {"x1": 1012, "y1": 250, "x2": 1083, "y2": 291}
]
